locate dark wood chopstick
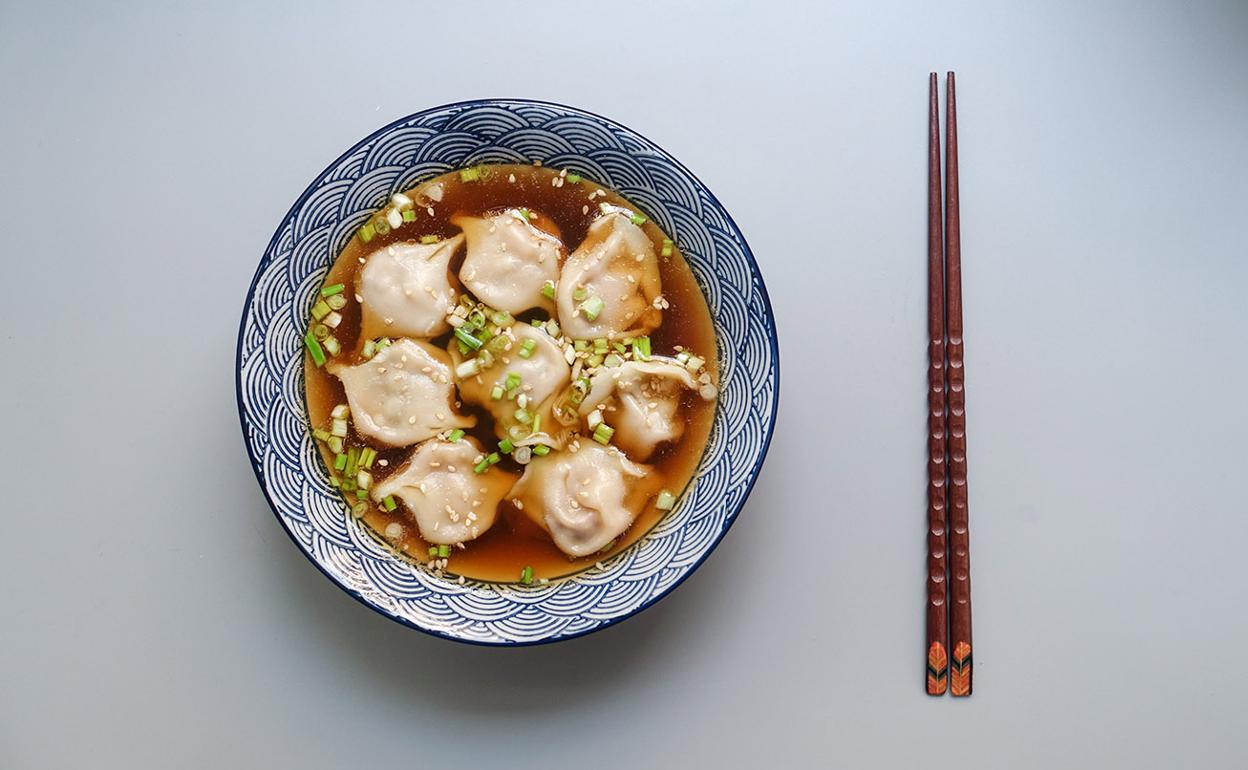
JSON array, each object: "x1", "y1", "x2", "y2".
[
  {"x1": 925, "y1": 71, "x2": 950, "y2": 696},
  {"x1": 944, "y1": 71, "x2": 974, "y2": 697}
]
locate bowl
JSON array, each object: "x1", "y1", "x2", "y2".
[{"x1": 236, "y1": 99, "x2": 779, "y2": 645}]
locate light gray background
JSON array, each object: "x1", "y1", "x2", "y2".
[{"x1": 2, "y1": 1, "x2": 1245, "y2": 767}]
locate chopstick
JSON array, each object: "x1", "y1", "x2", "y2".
[
  {"x1": 924, "y1": 72, "x2": 950, "y2": 696},
  {"x1": 944, "y1": 71, "x2": 974, "y2": 697}
]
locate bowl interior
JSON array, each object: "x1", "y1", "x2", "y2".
[{"x1": 237, "y1": 99, "x2": 778, "y2": 645}]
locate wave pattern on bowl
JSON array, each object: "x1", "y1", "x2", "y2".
[{"x1": 238, "y1": 100, "x2": 778, "y2": 645}]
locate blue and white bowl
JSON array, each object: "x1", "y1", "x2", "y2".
[{"x1": 236, "y1": 99, "x2": 779, "y2": 645}]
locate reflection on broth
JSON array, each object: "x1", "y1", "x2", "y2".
[{"x1": 303, "y1": 164, "x2": 717, "y2": 583}]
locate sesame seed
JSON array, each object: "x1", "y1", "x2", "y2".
[
  {"x1": 447, "y1": 464, "x2": 456, "y2": 473},
  {"x1": 513, "y1": 499, "x2": 524, "y2": 510}
]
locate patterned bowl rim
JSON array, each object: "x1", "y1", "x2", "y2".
[{"x1": 236, "y1": 98, "x2": 780, "y2": 645}]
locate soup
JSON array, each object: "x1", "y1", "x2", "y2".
[{"x1": 303, "y1": 164, "x2": 717, "y2": 583}]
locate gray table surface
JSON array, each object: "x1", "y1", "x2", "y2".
[{"x1": 3, "y1": 1, "x2": 1246, "y2": 767}]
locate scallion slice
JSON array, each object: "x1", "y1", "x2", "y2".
[
  {"x1": 592, "y1": 423, "x2": 615, "y2": 445},
  {"x1": 362, "y1": 339, "x2": 376, "y2": 359},
  {"x1": 540, "y1": 280, "x2": 556, "y2": 300},
  {"x1": 373, "y1": 217, "x2": 390, "y2": 236},
  {"x1": 459, "y1": 167, "x2": 480, "y2": 182},
  {"x1": 593, "y1": 338, "x2": 608, "y2": 354},
  {"x1": 327, "y1": 436, "x2": 344, "y2": 454},
  {"x1": 490, "y1": 385, "x2": 504, "y2": 400},
  {"x1": 504, "y1": 372, "x2": 522, "y2": 392},
  {"x1": 491, "y1": 310, "x2": 514, "y2": 327},
  {"x1": 313, "y1": 428, "x2": 331, "y2": 442},
  {"x1": 473, "y1": 458, "x2": 491, "y2": 473},
  {"x1": 520, "y1": 565, "x2": 534, "y2": 585},
  {"x1": 580, "y1": 295, "x2": 604, "y2": 322},
  {"x1": 438, "y1": 544, "x2": 451, "y2": 558},
  {"x1": 454, "y1": 327, "x2": 483, "y2": 351},
  {"x1": 566, "y1": 173, "x2": 581, "y2": 183},
  {"x1": 402, "y1": 208, "x2": 417, "y2": 222},
  {"x1": 532, "y1": 444, "x2": 551, "y2": 457},
  {"x1": 498, "y1": 438, "x2": 515, "y2": 454},
  {"x1": 685, "y1": 355, "x2": 704, "y2": 371},
  {"x1": 514, "y1": 408, "x2": 533, "y2": 424},
  {"x1": 322, "y1": 336, "x2": 341, "y2": 356},
  {"x1": 603, "y1": 353, "x2": 624, "y2": 368},
  {"x1": 360, "y1": 447, "x2": 376, "y2": 469},
  {"x1": 321, "y1": 283, "x2": 345, "y2": 297},
  {"x1": 420, "y1": 234, "x2": 440, "y2": 244},
  {"x1": 531, "y1": 414, "x2": 541, "y2": 434},
  {"x1": 586, "y1": 409, "x2": 603, "y2": 430},
  {"x1": 632, "y1": 336, "x2": 651, "y2": 360},
  {"x1": 428, "y1": 546, "x2": 438, "y2": 557},
  {"x1": 331, "y1": 404, "x2": 350, "y2": 419},
  {"x1": 382, "y1": 495, "x2": 397, "y2": 512},
  {"x1": 572, "y1": 286, "x2": 588, "y2": 302},
  {"x1": 447, "y1": 428, "x2": 465, "y2": 442},
  {"x1": 331, "y1": 418, "x2": 349, "y2": 437},
  {"x1": 455, "y1": 358, "x2": 481, "y2": 378},
  {"x1": 334, "y1": 453, "x2": 347, "y2": 471},
  {"x1": 518, "y1": 339, "x2": 536, "y2": 359},
  {"x1": 326, "y1": 293, "x2": 347, "y2": 311},
  {"x1": 661, "y1": 238, "x2": 673, "y2": 257},
  {"x1": 352, "y1": 501, "x2": 368, "y2": 517},
  {"x1": 310, "y1": 300, "x2": 331, "y2": 321},
  {"x1": 573, "y1": 339, "x2": 589, "y2": 352},
  {"x1": 586, "y1": 353, "x2": 604, "y2": 368},
  {"x1": 312, "y1": 323, "x2": 330, "y2": 341},
  {"x1": 630, "y1": 212, "x2": 647, "y2": 226},
  {"x1": 656, "y1": 490, "x2": 677, "y2": 510},
  {"x1": 545, "y1": 319, "x2": 560, "y2": 337},
  {"x1": 304, "y1": 331, "x2": 326, "y2": 366},
  {"x1": 358, "y1": 222, "x2": 376, "y2": 243}
]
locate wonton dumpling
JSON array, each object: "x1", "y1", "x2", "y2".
[
  {"x1": 454, "y1": 210, "x2": 564, "y2": 315},
  {"x1": 372, "y1": 437, "x2": 517, "y2": 545},
  {"x1": 557, "y1": 211, "x2": 662, "y2": 339},
  {"x1": 449, "y1": 322, "x2": 571, "y2": 446},
  {"x1": 329, "y1": 338, "x2": 473, "y2": 447},
  {"x1": 511, "y1": 443, "x2": 652, "y2": 557},
  {"x1": 358, "y1": 235, "x2": 464, "y2": 339},
  {"x1": 579, "y1": 357, "x2": 711, "y2": 460}
]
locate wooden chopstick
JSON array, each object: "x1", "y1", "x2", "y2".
[
  {"x1": 944, "y1": 71, "x2": 974, "y2": 697},
  {"x1": 925, "y1": 72, "x2": 951, "y2": 696}
]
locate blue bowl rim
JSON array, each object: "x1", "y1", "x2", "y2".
[{"x1": 235, "y1": 97, "x2": 781, "y2": 646}]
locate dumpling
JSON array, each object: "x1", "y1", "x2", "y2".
[
  {"x1": 453, "y1": 210, "x2": 564, "y2": 315},
  {"x1": 448, "y1": 322, "x2": 571, "y2": 446},
  {"x1": 511, "y1": 443, "x2": 652, "y2": 557},
  {"x1": 578, "y1": 357, "x2": 712, "y2": 460},
  {"x1": 329, "y1": 338, "x2": 473, "y2": 447},
  {"x1": 557, "y1": 211, "x2": 662, "y2": 339},
  {"x1": 357, "y1": 235, "x2": 464, "y2": 339},
  {"x1": 371, "y1": 436, "x2": 517, "y2": 545}
]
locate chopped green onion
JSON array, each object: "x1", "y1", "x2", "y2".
[
  {"x1": 508, "y1": 424, "x2": 529, "y2": 440},
  {"x1": 572, "y1": 286, "x2": 588, "y2": 302},
  {"x1": 580, "y1": 295, "x2": 604, "y2": 322},
  {"x1": 351, "y1": 501, "x2": 368, "y2": 518},
  {"x1": 455, "y1": 358, "x2": 481, "y2": 378},
  {"x1": 592, "y1": 423, "x2": 615, "y2": 445},
  {"x1": 545, "y1": 319, "x2": 561, "y2": 337},
  {"x1": 603, "y1": 353, "x2": 624, "y2": 368},
  {"x1": 593, "y1": 338, "x2": 608, "y2": 354},
  {"x1": 514, "y1": 408, "x2": 533, "y2": 424},
  {"x1": 612, "y1": 342, "x2": 627, "y2": 354},
  {"x1": 541, "y1": 280, "x2": 556, "y2": 300},
  {"x1": 334, "y1": 453, "x2": 347, "y2": 471},
  {"x1": 360, "y1": 447, "x2": 376, "y2": 469},
  {"x1": 437, "y1": 544, "x2": 450, "y2": 558},
  {"x1": 459, "y1": 167, "x2": 480, "y2": 182},
  {"x1": 632, "y1": 336, "x2": 651, "y2": 360},
  {"x1": 520, "y1": 565, "x2": 534, "y2": 585},
  {"x1": 310, "y1": 300, "x2": 331, "y2": 321},
  {"x1": 454, "y1": 327, "x2": 483, "y2": 351},
  {"x1": 467, "y1": 308, "x2": 487, "y2": 329},
  {"x1": 402, "y1": 208, "x2": 417, "y2": 222},
  {"x1": 428, "y1": 546, "x2": 438, "y2": 557},
  {"x1": 312, "y1": 323, "x2": 330, "y2": 341},
  {"x1": 630, "y1": 212, "x2": 647, "y2": 226},
  {"x1": 345, "y1": 447, "x2": 359, "y2": 475},
  {"x1": 305, "y1": 330, "x2": 326, "y2": 366},
  {"x1": 517, "y1": 208, "x2": 531, "y2": 221},
  {"x1": 518, "y1": 339, "x2": 537, "y2": 359},
  {"x1": 573, "y1": 339, "x2": 589, "y2": 352},
  {"x1": 586, "y1": 353, "x2": 604, "y2": 368},
  {"x1": 498, "y1": 438, "x2": 515, "y2": 454},
  {"x1": 504, "y1": 372, "x2": 522, "y2": 392},
  {"x1": 382, "y1": 495, "x2": 397, "y2": 512},
  {"x1": 355, "y1": 488, "x2": 368, "y2": 500},
  {"x1": 327, "y1": 435, "x2": 344, "y2": 454},
  {"x1": 586, "y1": 409, "x2": 603, "y2": 430},
  {"x1": 326, "y1": 293, "x2": 347, "y2": 310},
  {"x1": 675, "y1": 351, "x2": 691, "y2": 364},
  {"x1": 375, "y1": 337, "x2": 391, "y2": 350},
  {"x1": 341, "y1": 477, "x2": 355, "y2": 493},
  {"x1": 313, "y1": 428, "x2": 331, "y2": 442},
  {"x1": 321, "y1": 283, "x2": 345, "y2": 297},
  {"x1": 322, "y1": 336, "x2": 341, "y2": 356},
  {"x1": 533, "y1": 444, "x2": 551, "y2": 457},
  {"x1": 474, "y1": 458, "x2": 491, "y2": 473},
  {"x1": 447, "y1": 429, "x2": 465, "y2": 442},
  {"x1": 373, "y1": 217, "x2": 390, "y2": 236},
  {"x1": 491, "y1": 310, "x2": 514, "y2": 327},
  {"x1": 358, "y1": 222, "x2": 376, "y2": 243},
  {"x1": 685, "y1": 355, "x2": 705, "y2": 371},
  {"x1": 656, "y1": 490, "x2": 677, "y2": 510},
  {"x1": 331, "y1": 404, "x2": 350, "y2": 419},
  {"x1": 362, "y1": 339, "x2": 376, "y2": 359},
  {"x1": 531, "y1": 414, "x2": 541, "y2": 434},
  {"x1": 356, "y1": 470, "x2": 371, "y2": 490},
  {"x1": 490, "y1": 385, "x2": 504, "y2": 400},
  {"x1": 485, "y1": 334, "x2": 509, "y2": 355},
  {"x1": 331, "y1": 418, "x2": 348, "y2": 437},
  {"x1": 661, "y1": 238, "x2": 673, "y2": 257},
  {"x1": 566, "y1": 173, "x2": 581, "y2": 183},
  {"x1": 328, "y1": 475, "x2": 340, "y2": 488}
]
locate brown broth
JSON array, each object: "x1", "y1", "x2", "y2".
[{"x1": 304, "y1": 164, "x2": 718, "y2": 583}]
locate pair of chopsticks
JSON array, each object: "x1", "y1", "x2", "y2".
[{"x1": 926, "y1": 71, "x2": 973, "y2": 697}]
